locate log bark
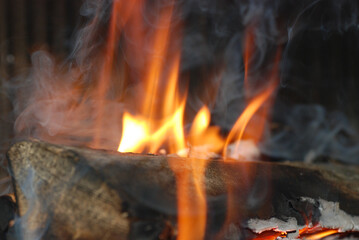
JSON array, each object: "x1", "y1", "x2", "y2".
[{"x1": 7, "y1": 140, "x2": 359, "y2": 239}]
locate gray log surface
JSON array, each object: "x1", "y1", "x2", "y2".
[{"x1": 6, "y1": 140, "x2": 359, "y2": 240}]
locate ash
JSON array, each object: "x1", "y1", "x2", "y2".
[{"x1": 248, "y1": 197, "x2": 359, "y2": 238}]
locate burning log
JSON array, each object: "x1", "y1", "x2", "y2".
[{"x1": 7, "y1": 140, "x2": 359, "y2": 239}]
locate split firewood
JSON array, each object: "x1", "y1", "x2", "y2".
[{"x1": 7, "y1": 140, "x2": 359, "y2": 239}]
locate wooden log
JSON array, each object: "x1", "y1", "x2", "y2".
[{"x1": 7, "y1": 140, "x2": 359, "y2": 239}]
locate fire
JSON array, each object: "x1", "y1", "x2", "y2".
[
  {"x1": 169, "y1": 156, "x2": 208, "y2": 240},
  {"x1": 94, "y1": 0, "x2": 143, "y2": 148},
  {"x1": 109, "y1": 2, "x2": 207, "y2": 239},
  {"x1": 304, "y1": 229, "x2": 339, "y2": 240},
  {"x1": 188, "y1": 106, "x2": 224, "y2": 155},
  {"x1": 104, "y1": 1, "x2": 279, "y2": 239},
  {"x1": 253, "y1": 214, "x2": 340, "y2": 240},
  {"x1": 224, "y1": 40, "x2": 281, "y2": 158},
  {"x1": 298, "y1": 224, "x2": 340, "y2": 240},
  {"x1": 223, "y1": 82, "x2": 277, "y2": 158},
  {"x1": 117, "y1": 113, "x2": 148, "y2": 152},
  {"x1": 253, "y1": 225, "x2": 340, "y2": 240},
  {"x1": 114, "y1": 1, "x2": 186, "y2": 154},
  {"x1": 10, "y1": 0, "x2": 359, "y2": 238}
]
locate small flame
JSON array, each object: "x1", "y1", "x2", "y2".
[
  {"x1": 116, "y1": 3, "x2": 187, "y2": 155},
  {"x1": 117, "y1": 113, "x2": 148, "y2": 152},
  {"x1": 223, "y1": 82, "x2": 277, "y2": 158},
  {"x1": 94, "y1": 0, "x2": 143, "y2": 148},
  {"x1": 223, "y1": 44, "x2": 281, "y2": 159},
  {"x1": 191, "y1": 106, "x2": 211, "y2": 136},
  {"x1": 188, "y1": 106, "x2": 224, "y2": 155},
  {"x1": 219, "y1": 27, "x2": 281, "y2": 233}
]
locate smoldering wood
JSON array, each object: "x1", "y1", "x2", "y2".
[
  {"x1": 7, "y1": 140, "x2": 359, "y2": 240},
  {"x1": 247, "y1": 197, "x2": 359, "y2": 239}
]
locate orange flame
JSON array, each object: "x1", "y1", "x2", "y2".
[
  {"x1": 116, "y1": 2, "x2": 187, "y2": 154},
  {"x1": 109, "y1": 2, "x2": 280, "y2": 240},
  {"x1": 94, "y1": 0, "x2": 143, "y2": 148},
  {"x1": 223, "y1": 81, "x2": 277, "y2": 158},
  {"x1": 117, "y1": 113, "x2": 149, "y2": 153},
  {"x1": 112, "y1": 2, "x2": 207, "y2": 239},
  {"x1": 113, "y1": 4, "x2": 279, "y2": 162},
  {"x1": 224, "y1": 45, "x2": 281, "y2": 158},
  {"x1": 218, "y1": 27, "x2": 281, "y2": 235},
  {"x1": 244, "y1": 26, "x2": 256, "y2": 91},
  {"x1": 14, "y1": 0, "x2": 357, "y2": 238},
  {"x1": 188, "y1": 106, "x2": 224, "y2": 155},
  {"x1": 169, "y1": 156, "x2": 207, "y2": 240},
  {"x1": 170, "y1": 106, "x2": 223, "y2": 240},
  {"x1": 299, "y1": 224, "x2": 340, "y2": 240}
]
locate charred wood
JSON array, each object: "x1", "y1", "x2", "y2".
[{"x1": 7, "y1": 140, "x2": 359, "y2": 239}]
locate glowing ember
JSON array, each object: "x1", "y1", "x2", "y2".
[
  {"x1": 304, "y1": 229, "x2": 339, "y2": 240},
  {"x1": 253, "y1": 225, "x2": 340, "y2": 240},
  {"x1": 252, "y1": 232, "x2": 286, "y2": 240}
]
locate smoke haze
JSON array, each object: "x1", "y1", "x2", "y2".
[{"x1": 4, "y1": 0, "x2": 359, "y2": 167}]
